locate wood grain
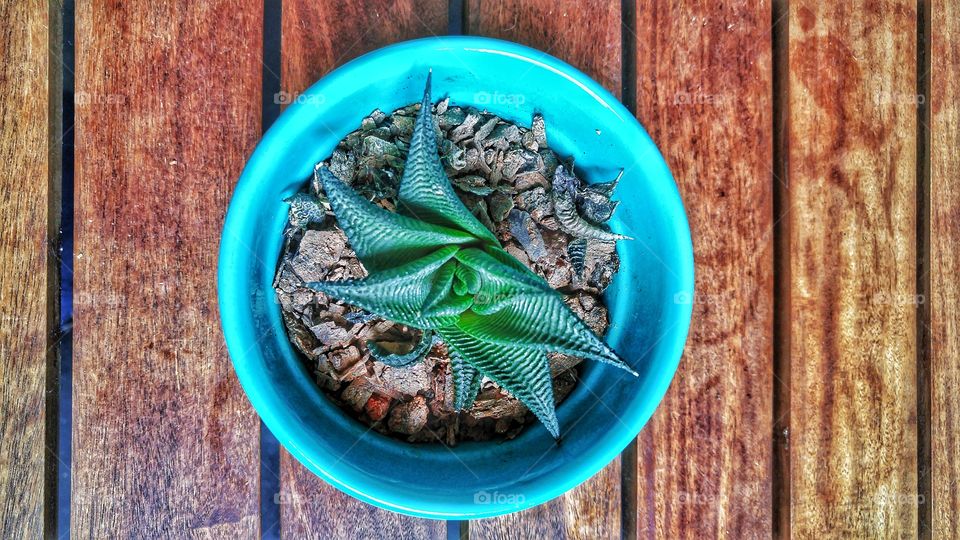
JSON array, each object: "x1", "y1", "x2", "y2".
[
  {"x1": 72, "y1": 2, "x2": 262, "y2": 537},
  {"x1": 0, "y1": 0, "x2": 60, "y2": 537},
  {"x1": 278, "y1": 1, "x2": 448, "y2": 538},
  {"x1": 278, "y1": 451, "x2": 446, "y2": 539},
  {"x1": 930, "y1": 0, "x2": 960, "y2": 536},
  {"x1": 467, "y1": 0, "x2": 622, "y2": 98},
  {"x1": 467, "y1": 2, "x2": 623, "y2": 538},
  {"x1": 281, "y1": 0, "x2": 448, "y2": 97},
  {"x1": 468, "y1": 463, "x2": 621, "y2": 540},
  {"x1": 632, "y1": 1, "x2": 774, "y2": 538},
  {"x1": 786, "y1": 2, "x2": 918, "y2": 537}
]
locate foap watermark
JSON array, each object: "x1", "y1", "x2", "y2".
[
  {"x1": 673, "y1": 291, "x2": 731, "y2": 307},
  {"x1": 473, "y1": 91, "x2": 526, "y2": 107},
  {"x1": 473, "y1": 490, "x2": 525, "y2": 505},
  {"x1": 671, "y1": 91, "x2": 729, "y2": 107},
  {"x1": 273, "y1": 491, "x2": 301, "y2": 505},
  {"x1": 75, "y1": 92, "x2": 126, "y2": 107},
  {"x1": 871, "y1": 291, "x2": 925, "y2": 305},
  {"x1": 676, "y1": 491, "x2": 717, "y2": 506},
  {"x1": 873, "y1": 90, "x2": 925, "y2": 105},
  {"x1": 74, "y1": 291, "x2": 123, "y2": 309},
  {"x1": 274, "y1": 90, "x2": 326, "y2": 106},
  {"x1": 676, "y1": 484, "x2": 763, "y2": 507},
  {"x1": 472, "y1": 290, "x2": 511, "y2": 308}
]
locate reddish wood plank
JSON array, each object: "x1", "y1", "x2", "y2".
[
  {"x1": 786, "y1": 2, "x2": 918, "y2": 537},
  {"x1": 278, "y1": 2, "x2": 448, "y2": 538},
  {"x1": 632, "y1": 1, "x2": 774, "y2": 537},
  {"x1": 467, "y1": 2, "x2": 623, "y2": 538},
  {"x1": 466, "y1": 0, "x2": 621, "y2": 98},
  {"x1": 73, "y1": 2, "x2": 262, "y2": 536},
  {"x1": 930, "y1": 0, "x2": 960, "y2": 536},
  {"x1": 0, "y1": 0, "x2": 60, "y2": 536},
  {"x1": 282, "y1": 0, "x2": 448, "y2": 97}
]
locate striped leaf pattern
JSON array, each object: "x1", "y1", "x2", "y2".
[
  {"x1": 450, "y1": 351, "x2": 483, "y2": 411},
  {"x1": 396, "y1": 72, "x2": 500, "y2": 245},
  {"x1": 440, "y1": 325, "x2": 559, "y2": 438},
  {"x1": 317, "y1": 167, "x2": 474, "y2": 272},
  {"x1": 306, "y1": 246, "x2": 461, "y2": 328}
]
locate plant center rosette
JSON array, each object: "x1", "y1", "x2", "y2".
[{"x1": 274, "y1": 74, "x2": 634, "y2": 442}]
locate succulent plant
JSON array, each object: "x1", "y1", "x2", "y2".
[{"x1": 303, "y1": 73, "x2": 635, "y2": 439}]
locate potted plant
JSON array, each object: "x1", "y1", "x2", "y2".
[{"x1": 219, "y1": 37, "x2": 693, "y2": 519}]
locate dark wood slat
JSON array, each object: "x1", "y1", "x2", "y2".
[
  {"x1": 278, "y1": 2, "x2": 448, "y2": 538},
  {"x1": 467, "y1": 2, "x2": 622, "y2": 538},
  {"x1": 632, "y1": 1, "x2": 774, "y2": 537},
  {"x1": 72, "y1": 2, "x2": 262, "y2": 536},
  {"x1": 0, "y1": 0, "x2": 60, "y2": 537},
  {"x1": 785, "y1": 2, "x2": 918, "y2": 537},
  {"x1": 930, "y1": 0, "x2": 959, "y2": 536}
]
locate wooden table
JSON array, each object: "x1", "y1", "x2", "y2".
[{"x1": 2, "y1": 0, "x2": 957, "y2": 538}]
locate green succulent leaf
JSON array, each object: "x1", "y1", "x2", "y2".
[
  {"x1": 458, "y1": 296, "x2": 638, "y2": 376},
  {"x1": 422, "y1": 261, "x2": 476, "y2": 318},
  {"x1": 316, "y1": 166, "x2": 475, "y2": 272},
  {"x1": 396, "y1": 72, "x2": 501, "y2": 246},
  {"x1": 450, "y1": 350, "x2": 482, "y2": 411},
  {"x1": 423, "y1": 260, "x2": 458, "y2": 310},
  {"x1": 368, "y1": 329, "x2": 436, "y2": 367},
  {"x1": 440, "y1": 325, "x2": 559, "y2": 438},
  {"x1": 422, "y1": 290, "x2": 474, "y2": 319},
  {"x1": 453, "y1": 263, "x2": 482, "y2": 296},
  {"x1": 454, "y1": 247, "x2": 553, "y2": 314},
  {"x1": 305, "y1": 246, "x2": 460, "y2": 329}
]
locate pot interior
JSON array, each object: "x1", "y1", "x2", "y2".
[{"x1": 219, "y1": 37, "x2": 693, "y2": 518}]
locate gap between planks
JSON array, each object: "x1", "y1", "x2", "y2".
[
  {"x1": 771, "y1": 0, "x2": 790, "y2": 537},
  {"x1": 915, "y1": 1, "x2": 933, "y2": 538}
]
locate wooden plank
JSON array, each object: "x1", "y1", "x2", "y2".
[
  {"x1": 467, "y1": 2, "x2": 623, "y2": 538},
  {"x1": 72, "y1": 2, "x2": 262, "y2": 537},
  {"x1": 930, "y1": 0, "x2": 960, "y2": 536},
  {"x1": 279, "y1": 453, "x2": 446, "y2": 539},
  {"x1": 466, "y1": 0, "x2": 622, "y2": 98},
  {"x1": 0, "y1": 0, "x2": 60, "y2": 537},
  {"x1": 281, "y1": 0, "x2": 449, "y2": 97},
  {"x1": 278, "y1": 1, "x2": 448, "y2": 538},
  {"x1": 785, "y1": 2, "x2": 918, "y2": 537},
  {"x1": 632, "y1": 1, "x2": 774, "y2": 537},
  {"x1": 465, "y1": 464, "x2": 621, "y2": 540}
]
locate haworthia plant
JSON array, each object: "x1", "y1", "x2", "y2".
[{"x1": 303, "y1": 73, "x2": 635, "y2": 439}]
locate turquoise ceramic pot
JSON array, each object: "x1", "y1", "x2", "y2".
[{"x1": 218, "y1": 36, "x2": 693, "y2": 519}]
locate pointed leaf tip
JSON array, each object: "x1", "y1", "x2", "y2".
[
  {"x1": 395, "y1": 75, "x2": 500, "y2": 245},
  {"x1": 304, "y1": 246, "x2": 462, "y2": 329},
  {"x1": 419, "y1": 71, "x2": 432, "y2": 112},
  {"x1": 440, "y1": 326, "x2": 560, "y2": 439}
]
